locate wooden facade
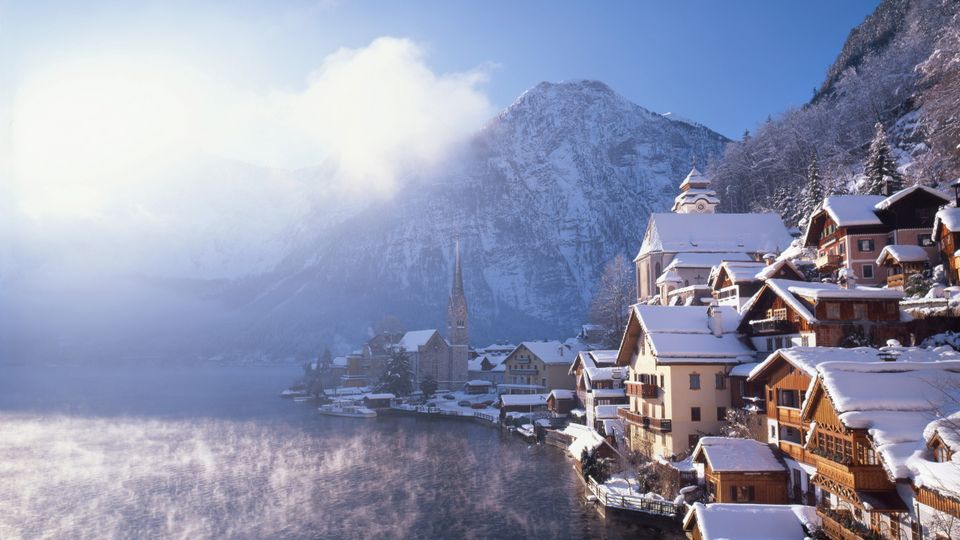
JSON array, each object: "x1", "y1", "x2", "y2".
[{"x1": 694, "y1": 458, "x2": 788, "y2": 504}]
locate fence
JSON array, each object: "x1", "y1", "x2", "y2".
[{"x1": 586, "y1": 477, "x2": 685, "y2": 519}]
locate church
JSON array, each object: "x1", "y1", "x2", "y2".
[
  {"x1": 634, "y1": 168, "x2": 794, "y2": 302},
  {"x1": 396, "y1": 239, "x2": 470, "y2": 389}
]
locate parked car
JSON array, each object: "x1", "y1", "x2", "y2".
[
  {"x1": 470, "y1": 403, "x2": 486, "y2": 410},
  {"x1": 481, "y1": 399, "x2": 495, "y2": 406},
  {"x1": 458, "y1": 400, "x2": 471, "y2": 407},
  {"x1": 442, "y1": 394, "x2": 455, "y2": 400}
]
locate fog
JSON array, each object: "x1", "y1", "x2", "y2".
[{"x1": 1, "y1": 37, "x2": 493, "y2": 363}]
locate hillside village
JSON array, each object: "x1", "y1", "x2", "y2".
[{"x1": 302, "y1": 159, "x2": 960, "y2": 540}]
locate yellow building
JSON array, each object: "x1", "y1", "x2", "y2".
[{"x1": 615, "y1": 305, "x2": 755, "y2": 459}]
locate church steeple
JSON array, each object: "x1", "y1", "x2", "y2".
[
  {"x1": 447, "y1": 237, "x2": 469, "y2": 348},
  {"x1": 452, "y1": 236, "x2": 464, "y2": 297},
  {"x1": 671, "y1": 167, "x2": 720, "y2": 214}
]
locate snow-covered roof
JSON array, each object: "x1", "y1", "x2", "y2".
[
  {"x1": 711, "y1": 261, "x2": 768, "y2": 285},
  {"x1": 398, "y1": 329, "x2": 441, "y2": 351},
  {"x1": 594, "y1": 404, "x2": 628, "y2": 419},
  {"x1": 583, "y1": 366, "x2": 620, "y2": 382},
  {"x1": 548, "y1": 389, "x2": 575, "y2": 400},
  {"x1": 750, "y1": 279, "x2": 902, "y2": 325},
  {"x1": 559, "y1": 423, "x2": 608, "y2": 458},
  {"x1": 666, "y1": 252, "x2": 755, "y2": 271},
  {"x1": 465, "y1": 379, "x2": 493, "y2": 387},
  {"x1": 693, "y1": 437, "x2": 786, "y2": 473},
  {"x1": 749, "y1": 346, "x2": 959, "y2": 381},
  {"x1": 874, "y1": 185, "x2": 949, "y2": 211},
  {"x1": 637, "y1": 213, "x2": 793, "y2": 259},
  {"x1": 632, "y1": 305, "x2": 754, "y2": 364},
  {"x1": 875, "y1": 244, "x2": 930, "y2": 266},
  {"x1": 813, "y1": 360, "x2": 960, "y2": 484},
  {"x1": 587, "y1": 350, "x2": 619, "y2": 366},
  {"x1": 683, "y1": 503, "x2": 820, "y2": 540},
  {"x1": 728, "y1": 362, "x2": 758, "y2": 378},
  {"x1": 679, "y1": 167, "x2": 710, "y2": 189},
  {"x1": 932, "y1": 207, "x2": 960, "y2": 240},
  {"x1": 517, "y1": 340, "x2": 585, "y2": 364},
  {"x1": 821, "y1": 195, "x2": 886, "y2": 227},
  {"x1": 363, "y1": 393, "x2": 396, "y2": 400},
  {"x1": 753, "y1": 259, "x2": 802, "y2": 281},
  {"x1": 332, "y1": 356, "x2": 347, "y2": 367},
  {"x1": 500, "y1": 393, "x2": 549, "y2": 407}
]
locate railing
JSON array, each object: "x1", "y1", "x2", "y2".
[
  {"x1": 510, "y1": 368, "x2": 538, "y2": 375},
  {"x1": 886, "y1": 273, "x2": 905, "y2": 289},
  {"x1": 776, "y1": 407, "x2": 803, "y2": 426},
  {"x1": 625, "y1": 381, "x2": 660, "y2": 399},
  {"x1": 618, "y1": 408, "x2": 645, "y2": 425},
  {"x1": 586, "y1": 477, "x2": 684, "y2": 519},
  {"x1": 647, "y1": 417, "x2": 672, "y2": 433},
  {"x1": 816, "y1": 508, "x2": 870, "y2": 540},
  {"x1": 778, "y1": 440, "x2": 808, "y2": 464},
  {"x1": 615, "y1": 409, "x2": 672, "y2": 432},
  {"x1": 814, "y1": 454, "x2": 893, "y2": 490},
  {"x1": 815, "y1": 253, "x2": 843, "y2": 271},
  {"x1": 748, "y1": 317, "x2": 794, "y2": 333}
]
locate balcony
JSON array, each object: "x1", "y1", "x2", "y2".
[
  {"x1": 625, "y1": 381, "x2": 660, "y2": 399},
  {"x1": 748, "y1": 317, "x2": 793, "y2": 334},
  {"x1": 616, "y1": 409, "x2": 672, "y2": 433},
  {"x1": 815, "y1": 253, "x2": 843, "y2": 271},
  {"x1": 813, "y1": 454, "x2": 893, "y2": 491},
  {"x1": 886, "y1": 273, "x2": 905, "y2": 289},
  {"x1": 778, "y1": 440, "x2": 809, "y2": 464},
  {"x1": 776, "y1": 407, "x2": 803, "y2": 426},
  {"x1": 510, "y1": 368, "x2": 538, "y2": 375},
  {"x1": 816, "y1": 508, "x2": 872, "y2": 540}
]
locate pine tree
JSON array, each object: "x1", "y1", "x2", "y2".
[
  {"x1": 862, "y1": 122, "x2": 903, "y2": 195},
  {"x1": 798, "y1": 153, "x2": 825, "y2": 226},
  {"x1": 772, "y1": 185, "x2": 798, "y2": 226},
  {"x1": 378, "y1": 346, "x2": 414, "y2": 396},
  {"x1": 419, "y1": 376, "x2": 438, "y2": 399}
]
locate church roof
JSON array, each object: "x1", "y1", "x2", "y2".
[
  {"x1": 399, "y1": 329, "x2": 442, "y2": 351},
  {"x1": 637, "y1": 213, "x2": 793, "y2": 259},
  {"x1": 679, "y1": 167, "x2": 710, "y2": 189}
]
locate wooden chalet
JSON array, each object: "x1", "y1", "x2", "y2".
[
  {"x1": 709, "y1": 258, "x2": 804, "y2": 311},
  {"x1": 802, "y1": 186, "x2": 949, "y2": 286},
  {"x1": 932, "y1": 205, "x2": 960, "y2": 285},
  {"x1": 682, "y1": 503, "x2": 820, "y2": 540},
  {"x1": 692, "y1": 437, "x2": 788, "y2": 504},
  {"x1": 546, "y1": 389, "x2": 576, "y2": 415},
  {"x1": 875, "y1": 245, "x2": 930, "y2": 289},
  {"x1": 737, "y1": 278, "x2": 906, "y2": 352}
]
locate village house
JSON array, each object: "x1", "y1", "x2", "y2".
[
  {"x1": 932, "y1": 204, "x2": 960, "y2": 285},
  {"x1": 799, "y1": 359, "x2": 960, "y2": 540},
  {"x1": 546, "y1": 389, "x2": 576, "y2": 416},
  {"x1": 745, "y1": 346, "x2": 958, "y2": 507},
  {"x1": 708, "y1": 258, "x2": 805, "y2": 312},
  {"x1": 635, "y1": 169, "x2": 794, "y2": 302},
  {"x1": 568, "y1": 350, "x2": 627, "y2": 430},
  {"x1": 802, "y1": 185, "x2": 950, "y2": 287},
  {"x1": 875, "y1": 244, "x2": 931, "y2": 289},
  {"x1": 498, "y1": 393, "x2": 549, "y2": 421},
  {"x1": 615, "y1": 304, "x2": 755, "y2": 459},
  {"x1": 736, "y1": 277, "x2": 907, "y2": 352},
  {"x1": 691, "y1": 437, "x2": 789, "y2": 504},
  {"x1": 467, "y1": 345, "x2": 511, "y2": 384},
  {"x1": 502, "y1": 341, "x2": 583, "y2": 391},
  {"x1": 682, "y1": 503, "x2": 820, "y2": 540}
]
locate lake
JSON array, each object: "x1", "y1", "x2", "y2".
[{"x1": 0, "y1": 365, "x2": 681, "y2": 539}]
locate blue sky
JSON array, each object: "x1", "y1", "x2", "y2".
[{"x1": 3, "y1": 0, "x2": 880, "y2": 139}]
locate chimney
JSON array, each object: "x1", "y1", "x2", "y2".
[
  {"x1": 762, "y1": 253, "x2": 776, "y2": 266},
  {"x1": 708, "y1": 305, "x2": 723, "y2": 337}
]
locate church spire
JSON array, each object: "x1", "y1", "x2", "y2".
[{"x1": 452, "y1": 236, "x2": 464, "y2": 298}]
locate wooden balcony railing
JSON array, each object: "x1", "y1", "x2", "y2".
[
  {"x1": 886, "y1": 273, "x2": 905, "y2": 289},
  {"x1": 776, "y1": 407, "x2": 803, "y2": 426},
  {"x1": 625, "y1": 382, "x2": 660, "y2": 399},
  {"x1": 748, "y1": 317, "x2": 794, "y2": 334},
  {"x1": 616, "y1": 408, "x2": 672, "y2": 433},
  {"x1": 814, "y1": 454, "x2": 894, "y2": 491},
  {"x1": 816, "y1": 508, "x2": 869, "y2": 540},
  {"x1": 618, "y1": 408, "x2": 644, "y2": 425},
  {"x1": 778, "y1": 440, "x2": 809, "y2": 464},
  {"x1": 815, "y1": 253, "x2": 843, "y2": 271}
]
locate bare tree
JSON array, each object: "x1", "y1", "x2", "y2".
[{"x1": 589, "y1": 254, "x2": 635, "y2": 348}]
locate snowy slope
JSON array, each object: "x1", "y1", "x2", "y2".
[{"x1": 228, "y1": 80, "x2": 728, "y2": 354}]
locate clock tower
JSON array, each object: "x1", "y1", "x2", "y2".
[{"x1": 670, "y1": 167, "x2": 719, "y2": 214}]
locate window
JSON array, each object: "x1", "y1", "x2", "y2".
[
  {"x1": 715, "y1": 373, "x2": 726, "y2": 390},
  {"x1": 887, "y1": 235, "x2": 895, "y2": 246},
  {"x1": 918, "y1": 234, "x2": 934, "y2": 247},
  {"x1": 731, "y1": 485, "x2": 756, "y2": 502},
  {"x1": 689, "y1": 373, "x2": 700, "y2": 390},
  {"x1": 854, "y1": 303, "x2": 867, "y2": 320},
  {"x1": 717, "y1": 407, "x2": 727, "y2": 421},
  {"x1": 659, "y1": 374, "x2": 664, "y2": 388},
  {"x1": 801, "y1": 335, "x2": 811, "y2": 346},
  {"x1": 825, "y1": 303, "x2": 841, "y2": 319},
  {"x1": 688, "y1": 434, "x2": 700, "y2": 449},
  {"x1": 771, "y1": 425, "x2": 777, "y2": 438},
  {"x1": 766, "y1": 338, "x2": 774, "y2": 352},
  {"x1": 858, "y1": 239, "x2": 875, "y2": 252},
  {"x1": 935, "y1": 444, "x2": 951, "y2": 464},
  {"x1": 862, "y1": 264, "x2": 874, "y2": 279},
  {"x1": 691, "y1": 407, "x2": 701, "y2": 421}
]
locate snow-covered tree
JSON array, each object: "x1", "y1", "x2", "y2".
[
  {"x1": 798, "y1": 153, "x2": 825, "y2": 226},
  {"x1": 862, "y1": 122, "x2": 903, "y2": 196},
  {"x1": 419, "y1": 376, "x2": 438, "y2": 399},
  {"x1": 719, "y1": 408, "x2": 765, "y2": 440},
  {"x1": 580, "y1": 448, "x2": 611, "y2": 484},
  {"x1": 589, "y1": 254, "x2": 636, "y2": 348},
  {"x1": 378, "y1": 346, "x2": 414, "y2": 396}
]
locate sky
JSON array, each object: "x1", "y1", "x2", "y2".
[{"x1": 0, "y1": 0, "x2": 880, "y2": 279}]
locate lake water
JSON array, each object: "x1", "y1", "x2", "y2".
[{"x1": 0, "y1": 365, "x2": 681, "y2": 539}]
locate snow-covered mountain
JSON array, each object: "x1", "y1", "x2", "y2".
[{"x1": 225, "y1": 80, "x2": 728, "y2": 354}]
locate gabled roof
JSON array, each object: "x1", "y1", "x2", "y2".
[
  {"x1": 679, "y1": 167, "x2": 710, "y2": 189},
  {"x1": 637, "y1": 213, "x2": 793, "y2": 259},
  {"x1": 874, "y1": 185, "x2": 949, "y2": 211},
  {"x1": 398, "y1": 329, "x2": 443, "y2": 351},
  {"x1": 500, "y1": 393, "x2": 549, "y2": 407},
  {"x1": 665, "y1": 252, "x2": 755, "y2": 271},
  {"x1": 692, "y1": 436, "x2": 786, "y2": 473},
  {"x1": 708, "y1": 261, "x2": 768, "y2": 288},
  {"x1": 739, "y1": 279, "x2": 903, "y2": 327},
  {"x1": 588, "y1": 350, "x2": 619, "y2": 366},
  {"x1": 747, "y1": 346, "x2": 959, "y2": 383},
  {"x1": 515, "y1": 340, "x2": 585, "y2": 365},
  {"x1": 875, "y1": 244, "x2": 930, "y2": 266},
  {"x1": 932, "y1": 207, "x2": 960, "y2": 240},
  {"x1": 822, "y1": 195, "x2": 887, "y2": 227},
  {"x1": 683, "y1": 503, "x2": 820, "y2": 540},
  {"x1": 626, "y1": 305, "x2": 754, "y2": 365}
]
